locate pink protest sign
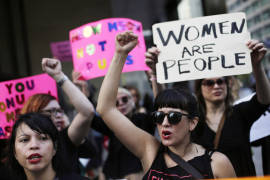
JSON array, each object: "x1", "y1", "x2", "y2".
[
  {"x1": 50, "y1": 40, "x2": 73, "y2": 61},
  {"x1": 0, "y1": 74, "x2": 58, "y2": 139},
  {"x1": 69, "y1": 18, "x2": 149, "y2": 80}
]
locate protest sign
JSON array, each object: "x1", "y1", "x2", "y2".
[
  {"x1": 50, "y1": 40, "x2": 72, "y2": 61},
  {"x1": 152, "y1": 12, "x2": 251, "y2": 83},
  {"x1": 69, "y1": 18, "x2": 148, "y2": 80},
  {"x1": 0, "y1": 74, "x2": 58, "y2": 139}
]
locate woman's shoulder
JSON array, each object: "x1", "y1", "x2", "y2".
[{"x1": 209, "y1": 151, "x2": 236, "y2": 178}]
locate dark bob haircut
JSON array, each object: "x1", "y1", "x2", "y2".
[
  {"x1": 8, "y1": 113, "x2": 62, "y2": 179},
  {"x1": 154, "y1": 89, "x2": 199, "y2": 118}
]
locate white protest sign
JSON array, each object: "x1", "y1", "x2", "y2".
[{"x1": 153, "y1": 13, "x2": 252, "y2": 83}]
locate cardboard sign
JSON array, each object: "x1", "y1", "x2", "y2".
[
  {"x1": 50, "y1": 40, "x2": 73, "y2": 61},
  {"x1": 0, "y1": 74, "x2": 58, "y2": 139},
  {"x1": 69, "y1": 18, "x2": 149, "y2": 80},
  {"x1": 153, "y1": 12, "x2": 252, "y2": 83}
]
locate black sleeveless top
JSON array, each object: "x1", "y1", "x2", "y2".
[{"x1": 142, "y1": 145, "x2": 215, "y2": 180}]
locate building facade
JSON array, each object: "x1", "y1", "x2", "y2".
[{"x1": 226, "y1": 0, "x2": 270, "y2": 67}]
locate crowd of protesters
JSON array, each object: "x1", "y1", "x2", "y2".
[{"x1": 0, "y1": 29, "x2": 269, "y2": 180}]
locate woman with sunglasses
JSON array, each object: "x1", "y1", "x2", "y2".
[
  {"x1": 21, "y1": 58, "x2": 96, "y2": 174},
  {"x1": 91, "y1": 87, "x2": 155, "y2": 179},
  {"x1": 192, "y1": 40, "x2": 270, "y2": 177},
  {"x1": 97, "y1": 31, "x2": 236, "y2": 179},
  {"x1": 72, "y1": 67, "x2": 155, "y2": 179},
  {"x1": 146, "y1": 40, "x2": 270, "y2": 177}
]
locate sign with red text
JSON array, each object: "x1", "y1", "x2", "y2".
[
  {"x1": 50, "y1": 40, "x2": 72, "y2": 61},
  {"x1": 0, "y1": 74, "x2": 58, "y2": 139},
  {"x1": 70, "y1": 18, "x2": 148, "y2": 80},
  {"x1": 153, "y1": 12, "x2": 251, "y2": 83}
]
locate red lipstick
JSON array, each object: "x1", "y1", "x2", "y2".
[
  {"x1": 27, "y1": 153, "x2": 42, "y2": 164},
  {"x1": 162, "y1": 130, "x2": 172, "y2": 140}
]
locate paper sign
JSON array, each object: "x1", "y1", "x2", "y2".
[
  {"x1": 50, "y1": 40, "x2": 72, "y2": 61},
  {"x1": 153, "y1": 12, "x2": 252, "y2": 83},
  {"x1": 69, "y1": 18, "x2": 149, "y2": 80},
  {"x1": 0, "y1": 74, "x2": 58, "y2": 139}
]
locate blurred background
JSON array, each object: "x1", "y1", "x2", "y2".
[{"x1": 1, "y1": 0, "x2": 270, "y2": 95}]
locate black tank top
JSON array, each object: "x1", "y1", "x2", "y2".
[{"x1": 142, "y1": 145, "x2": 215, "y2": 180}]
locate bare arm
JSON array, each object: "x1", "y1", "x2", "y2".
[
  {"x1": 96, "y1": 31, "x2": 159, "y2": 169},
  {"x1": 42, "y1": 58, "x2": 95, "y2": 146},
  {"x1": 145, "y1": 47, "x2": 165, "y2": 98},
  {"x1": 248, "y1": 40, "x2": 270, "y2": 105},
  {"x1": 211, "y1": 152, "x2": 236, "y2": 178}
]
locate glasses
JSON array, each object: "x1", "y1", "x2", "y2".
[
  {"x1": 41, "y1": 108, "x2": 64, "y2": 117},
  {"x1": 151, "y1": 111, "x2": 190, "y2": 125},
  {"x1": 116, "y1": 96, "x2": 129, "y2": 107},
  {"x1": 201, "y1": 78, "x2": 226, "y2": 88}
]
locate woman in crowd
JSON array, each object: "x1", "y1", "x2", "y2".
[
  {"x1": 145, "y1": 40, "x2": 270, "y2": 177},
  {"x1": 192, "y1": 40, "x2": 270, "y2": 177},
  {"x1": 96, "y1": 31, "x2": 236, "y2": 179},
  {"x1": 8, "y1": 113, "x2": 88, "y2": 180},
  {"x1": 73, "y1": 70, "x2": 156, "y2": 179},
  {"x1": 124, "y1": 85, "x2": 147, "y2": 113},
  {"x1": 21, "y1": 58, "x2": 95, "y2": 173}
]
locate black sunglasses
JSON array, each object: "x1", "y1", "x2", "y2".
[
  {"x1": 116, "y1": 96, "x2": 129, "y2": 107},
  {"x1": 201, "y1": 78, "x2": 226, "y2": 87},
  {"x1": 151, "y1": 111, "x2": 190, "y2": 125}
]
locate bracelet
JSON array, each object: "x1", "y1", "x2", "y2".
[{"x1": 57, "y1": 75, "x2": 68, "y2": 87}]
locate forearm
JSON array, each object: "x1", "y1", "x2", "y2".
[
  {"x1": 97, "y1": 52, "x2": 127, "y2": 114},
  {"x1": 253, "y1": 63, "x2": 270, "y2": 104},
  {"x1": 149, "y1": 74, "x2": 165, "y2": 98},
  {"x1": 57, "y1": 72, "x2": 94, "y2": 118}
]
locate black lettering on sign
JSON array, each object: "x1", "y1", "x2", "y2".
[
  {"x1": 185, "y1": 26, "x2": 199, "y2": 41},
  {"x1": 202, "y1": 23, "x2": 217, "y2": 38},
  {"x1": 156, "y1": 18, "x2": 246, "y2": 46},
  {"x1": 178, "y1": 59, "x2": 190, "y2": 74},
  {"x1": 202, "y1": 43, "x2": 215, "y2": 53},
  {"x1": 208, "y1": 56, "x2": 220, "y2": 70},
  {"x1": 163, "y1": 60, "x2": 176, "y2": 80},
  {"x1": 221, "y1": 55, "x2": 234, "y2": 68},
  {"x1": 26, "y1": 80, "x2": 35, "y2": 90},
  {"x1": 231, "y1": 18, "x2": 245, "y2": 34},
  {"x1": 15, "y1": 82, "x2": 25, "y2": 92},
  {"x1": 219, "y1": 21, "x2": 230, "y2": 34},
  {"x1": 6, "y1": 97, "x2": 15, "y2": 109},
  {"x1": 5, "y1": 83, "x2": 13, "y2": 95},
  {"x1": 156, "y1": 25, "x2": 185, "y2": 46},
  {"x1": 194, "y1": 58, "x2": 207, "y2": 71},
  {"x1": 235, "y1": 52, "x2": 246, "y2": 65},
  {"x1": 182, "y1": 47, "x2": 192, "y2": 58}
]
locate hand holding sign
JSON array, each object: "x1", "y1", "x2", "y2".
[
  {"x1": 247, "y1": 40, "x2": 267, "y2": 68},
  {"x1": 145, "y1": 47, "x2": 160, "y2": 74},
  {"x1": 115, "y1": 31, "x2": 138, "y2": 55}
]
